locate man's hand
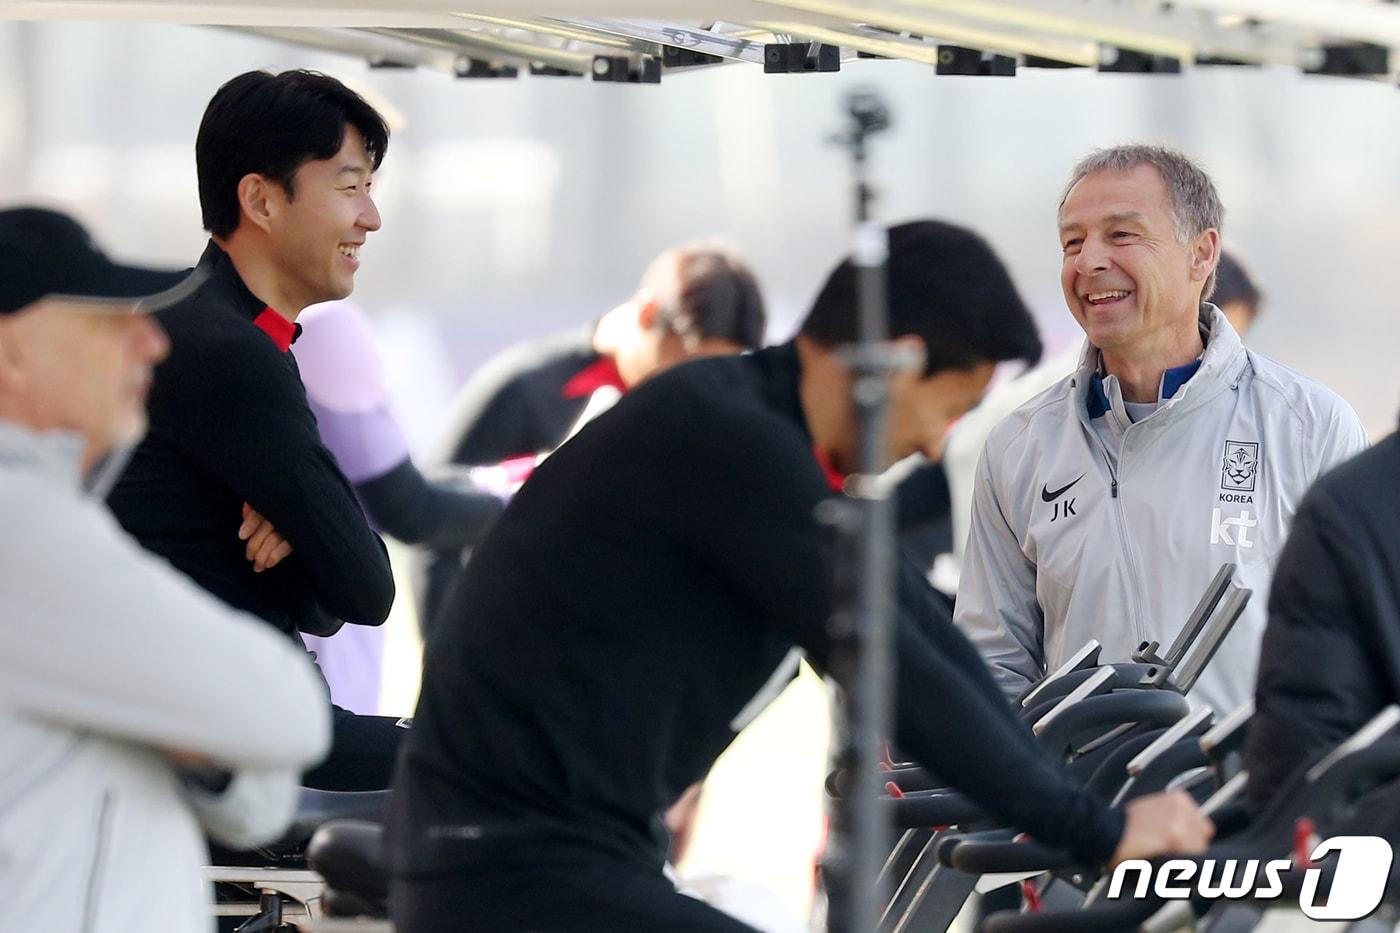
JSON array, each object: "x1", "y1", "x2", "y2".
[
  {"x1": 239, "y1": 503, "x2": 294, "y2": 573},
  {"x1": 1110, "y1": 790, "x2": 1214, "y2": 867}
]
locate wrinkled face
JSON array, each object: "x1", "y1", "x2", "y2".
[
  {"x1": 0, "y1": 299, "x2": 170, "y2": 464},
  {"x1": 872, "y1": 353, "x2": 996, "y2": 471},
  {"x1": 268, "y1": 125, "x2": 381, "y2": 309},
  {"x1": 1058, "y1": 165, "x2": 1215, "y2": 356}
]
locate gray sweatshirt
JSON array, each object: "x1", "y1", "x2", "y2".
[
  {"x1": 0, "y1": 421, "x2": 331, "y2": 932},
  {"x1": 955, "y1": 306, "x2": 1369, "y2": 715}
]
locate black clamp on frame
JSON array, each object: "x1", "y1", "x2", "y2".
[
  {"x1": 593, "y1": 55, "x2": 662, "y2": 84},
  {"x1": 936, "y1": 45, "x2": 1015, "y2": 76},
  {"x1": 455, "y1": 58, "x2": 518, "y2": 79},
  {"x1": 1099, "y1": 48, "x2": 1182, "y2": 73},
  {"x1": 1023, "y1": 55, "x2": 1084, "y2": 69},
  {"x1": 662, "y1": 46, "x2": 723, "y2": 68},
  {"x1": 764, "y1": 41, "x2": 841, "y2": 74},
  {"x1": 529, "y1": 64, "x2": 584, "y2": 77},
  {"x1": 1305, "y1": 42, "x2": 1389, "y2": 78}
]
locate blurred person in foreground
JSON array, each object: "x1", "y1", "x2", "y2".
[
  {"x1": 388, "y1": 220, "x2": 1213, "y2": 933},
  {"x1": 106, "y1": 70, "x2": 405, "y2": 791},
  {"x1": 418, "y1": 241, "x2": 767, "y2": 638},
  {"x1": 0, "y1": 207, "x2": 329, "y2": 931},
  {"x1": 1241, "y1": 413, "x2": 1398, "y2": 805},
  {"x1": 955, "y1": 145, "x2": 1366, "y2": 716}
]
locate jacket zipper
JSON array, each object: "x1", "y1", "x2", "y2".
[
  {"x1": 1086, "y1": 426, "x2": 1148, "y2": 647},
  {"x1": 80, "y1": 790, "x2": 115, "y2": 933}
]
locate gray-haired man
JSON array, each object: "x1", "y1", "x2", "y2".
[{"x1": 955, "y1": 145, "x2": 1368, "y2": 715}]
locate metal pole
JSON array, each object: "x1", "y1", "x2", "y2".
[{"x1": 821, "y1": 89, "x2": 904, "y2": 933}]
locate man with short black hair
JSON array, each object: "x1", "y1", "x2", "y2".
[
  {"x1": 957, "y1": 145, "x2": 1367, "y2": 715},
  {"x1": 109, "y1": 69, "x2": 402, "y2": 791},
  {"x1": 0, "y1": 207, "x2": 330, "y2": 930},
  {"x1": 389, "y1": 220, "x2": 1212, "y2": 933}
]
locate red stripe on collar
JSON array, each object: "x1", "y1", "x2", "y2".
[
  {"x1": 562, "y1": 357, "x2": 626, "y2": 399},
  {"x1": 812, "y1": 447, "x2": 847, "y2": 493},
  {"x1": 253, "y1": 308, "x2": 297, "y2": 352}
]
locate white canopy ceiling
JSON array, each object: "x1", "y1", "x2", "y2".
[{"x1": 5, "y1": 0, "x2": 1400, "y2": 79}]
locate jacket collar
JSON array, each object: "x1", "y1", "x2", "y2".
[
  {"x1": 196, "y1": 241, "x2": 302, "y2": 350},
  {"x1": 0, "y1": 419, "x2": 85, "y2": 492},
  {"x1": 756, "y1": 341, "x2": 814, "y2": 443},
  {"x1": 1074, "y1": 303, "x2": 1246, "y2": 424},
  {"x1": 756, "y1": 341, "x2": 847, "y2": 492}
]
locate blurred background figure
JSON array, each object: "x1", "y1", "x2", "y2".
[
  {"x1": 417, "y1": 241, "x2": 767, "y2": 639},
  {"x1": 293, "y1": 299, "x2": 503, "y2": 714},
  {"x1": 1213, "y1": 248, "x2": 1264, "y2": 337}
]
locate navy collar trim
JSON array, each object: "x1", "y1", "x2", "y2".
[{"x1": 1087, "y1": 356, "x2": 1202, "y2": 419}]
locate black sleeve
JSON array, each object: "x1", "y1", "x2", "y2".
[
  {"x1": 355, "y1": 458, "x2": 504, "y2": 550},
  {"x1": 440, "y1": 377, "x2": 540, "y2": 467},
  {"x1": 665, "y1": 402, "x2": 1124, "y2": 865},
  {"x1": 436, "y1": 358, "x2": 584, "y2": 466},
  {"x1": 894, "y1": 461, "x2": 951, "y2": 530},
  {"x1": 161, "y1": 329, "x2": 395, "y2": 627},
  {"x1": 1244, "y1": 482, "x2": 1392, "y2": 804}
]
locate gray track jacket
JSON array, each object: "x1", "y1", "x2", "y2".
[
  {"x1": 0, "y1": 421, "x2": 331, "y2": 932},
  {"x1": 955, "y1": 306, "x2": 1368, "y2": 715}
]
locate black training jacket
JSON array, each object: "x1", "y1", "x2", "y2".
[
  {"x1": 434, "y1": 326, "x2": 602, "y2": 468},
  {"x1": 108, "y1": 242, "x2": 394, "y2": 639},
  {"x1": 1244, "y1": 424, "x2": 1400, "y2": 804},
  {"x1": 389, "y1": 341, "x2": 1124, "y2": 878}
]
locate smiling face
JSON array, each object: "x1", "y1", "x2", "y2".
[
  {"x1": 266, "y1": 125, "x2": 381, "y2": 310},
  {"x1": 1058, "y1": 164, "x2": 1218, "y2": 359}
]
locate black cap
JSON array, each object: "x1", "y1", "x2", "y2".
[{"x1": 0, "y1": 207, "x2": 203, "y2": 315}]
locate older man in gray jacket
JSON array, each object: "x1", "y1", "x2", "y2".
[
  {"x1": 0, "y1": 209, "x2": 331, "y2": 932},
  {"x1": 955, "y1": 146, "x2": 1368, "y2": 716}
]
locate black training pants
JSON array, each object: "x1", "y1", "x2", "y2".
[{"x1": 392, "y1": 860, "x2": 759, "y2": 932}]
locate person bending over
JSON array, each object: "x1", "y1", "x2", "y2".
[
  {"x1": 418, "y1": 241, "x2": 767, "y2": 638},
  {"x1": 388, "y1": 220, "x2": 1212, "y2": 933}
]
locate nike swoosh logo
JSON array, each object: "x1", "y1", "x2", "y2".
[{"x1": 1041, "y1": 474, "x2": 1085, "y2": 502}]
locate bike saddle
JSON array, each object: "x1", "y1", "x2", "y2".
[{"x1": 307, "y1": 819, "x2": 389, "y2": 919}]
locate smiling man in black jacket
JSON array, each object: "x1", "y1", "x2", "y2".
[
  {"x1": 389, "y1": 221, "x2": 1214, "y2": 932},
  {"x1": 108, "y1": 70, "x2": 401, "y2": 791}
]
